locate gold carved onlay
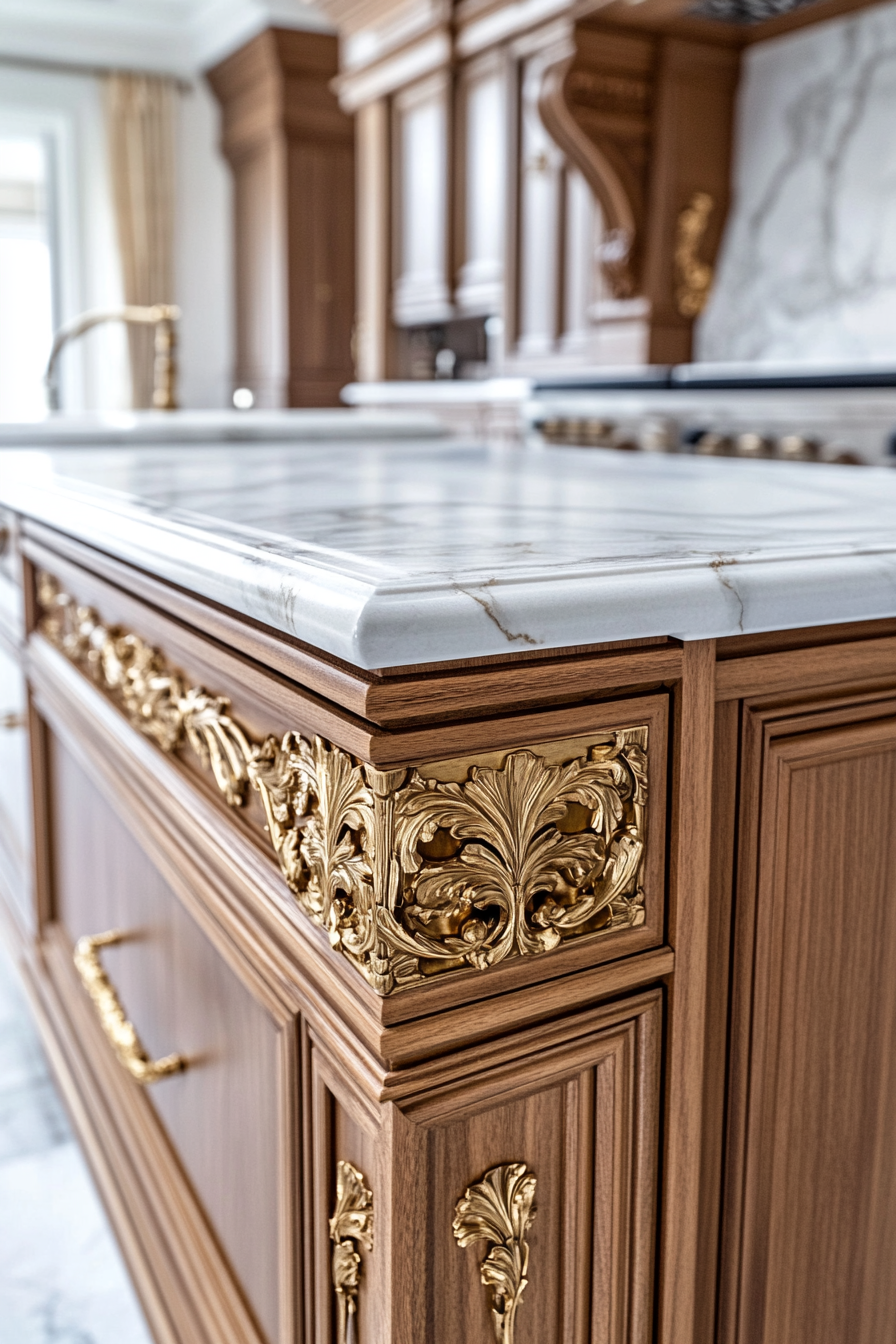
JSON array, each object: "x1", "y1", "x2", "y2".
[
  {"x1": 453, "y1": 1163, "x2": 537, "y2": 1344},
  {"x1": 329, "y1": 1160, "x2": 373, "y2": 1344},
  {"x1": 37, "y1": 572, "x2": 649, "y2": 995}
]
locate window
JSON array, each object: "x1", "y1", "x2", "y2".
[{"x1": 0, "y1": 135, "x2": 56, "y2": 419}]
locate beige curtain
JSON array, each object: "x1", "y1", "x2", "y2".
[{"x1": 105, "y1": 73, "x2": 176, "y2": 408}]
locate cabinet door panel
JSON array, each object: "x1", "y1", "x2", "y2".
[
  {"x1": 49, "y1": 730, "x2": 286, "y2": 1344},
  {"x1": 311, "y1": 993, "x2": 660, "y2": 1344},
  {"x1": 725, "y1": 710, "x2": 896, "y2": 1344}
]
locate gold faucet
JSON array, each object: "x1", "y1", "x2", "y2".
[{"x1": 45, "y1": 304, "x2": 180, "y2": 411}]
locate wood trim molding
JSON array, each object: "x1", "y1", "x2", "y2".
[
  {"x1": 22, "y1": 522, "x2": 683, "y2": 730},
  {"x1": 659, "y1": 637, "x2": 716, "y2": 1344}
]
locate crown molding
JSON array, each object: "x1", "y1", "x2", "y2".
[{"x1": 0, "y1": 0, "x2": 333, "y2": 79}]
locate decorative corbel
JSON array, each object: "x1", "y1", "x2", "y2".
[{"x1": 538, "y1": 52, "x2": 648, "y2": 299}]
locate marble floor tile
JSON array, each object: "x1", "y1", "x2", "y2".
[{"x1": 0, "y1": 941, "x2": 152, "y2": 1344}]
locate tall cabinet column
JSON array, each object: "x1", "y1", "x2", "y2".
[{"x1": 208, "y1": 28, "x2": 355, "y2": 408}]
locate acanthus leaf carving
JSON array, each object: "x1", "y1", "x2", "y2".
[
  {"x1": 329, "y1": 1159, "x2": 374, "y2": 1344},
  {"x1": 38, "y1": 571, "x2": 648, "y2": 997}
]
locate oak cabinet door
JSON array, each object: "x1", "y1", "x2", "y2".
[
  {"x1": 310, "y1": 991, "x2": 661, "y2": 1344},
  {"x1": 723, "y1": 702, "x2": 896, "y2": 1344}
]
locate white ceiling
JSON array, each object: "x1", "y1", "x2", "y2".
[{"x1": 0, "y1": 0, "x2": 333, "y2": 77}]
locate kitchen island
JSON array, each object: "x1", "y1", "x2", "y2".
[{"x1": 1, "y1": 439, "x2": 895, "y2": 1344}]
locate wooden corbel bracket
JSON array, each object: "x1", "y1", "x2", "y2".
[{"x1": 538, "y1": 51, "x2": 647, "y2": 298}]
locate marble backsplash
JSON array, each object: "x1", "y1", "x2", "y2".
[{"x1": 697, "y1": 0, "x2": 896, "y2": 363}]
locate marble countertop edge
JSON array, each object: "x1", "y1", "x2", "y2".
[{"x1": 5, "y1": 448, "x2": 896, "y2": 669}]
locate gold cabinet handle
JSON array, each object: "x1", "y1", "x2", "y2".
[
  {"x1": 453, "y1": 1163, "x2": 537, "y2": 1344},
  {"x1": 73, "y1": 930, "x2": 186, "y2": 1085},
  {"x1": 1, "y1": 711, "x2": 26, "y2": 730}
]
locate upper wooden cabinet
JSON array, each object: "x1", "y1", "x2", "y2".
[
  {"x1": 207, "y1": 29, "x2": 355, "y2": 408},
  {"x1": 319, "y1": 0, "x2": 883, "y2": 376},
  {"x1": 321, "y1": 0, "x2": 743, "y2": 373}
]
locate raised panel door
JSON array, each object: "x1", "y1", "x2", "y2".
[
  {"x1": 722, "y1": 703, "x2": 896, "y2": 1344},
  {"x1": 309, "y1": 991, "x2": 661, "y2": 1344}
]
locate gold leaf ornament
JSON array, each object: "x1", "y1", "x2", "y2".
[
  {"x1": 385, "y1": 740, "x2": 646, "y2": 972},
  {"x1": 38, "y1": 571, "x2": 648, "y2": 995},
  {"x1": 453, "y1": 1163, "x2": 537, "y2": 1344}
]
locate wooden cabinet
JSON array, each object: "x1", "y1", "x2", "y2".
[
  {"x1": 312, "y1": 990, "x2": 661, "y2": 1344},
  {"x1": 324, "y1": 0, "x2": 741, "y2": 375},
  {"x1": 5, "y1": 518, "x2": 896, "y2": 1344},
  {"x1": 207, "y1": 29, "x2": 355, "y2": 408},
  {"x1": 47, "y1": 732, "x2": 289, "y2": 1344}
]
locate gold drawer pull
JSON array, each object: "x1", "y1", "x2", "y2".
[
  {"x1": 453, "y1": 1163, "x2": 537, "y2": 1344},
  {"x1": 1, "y1": 711, "x2": 26, "y2": 730},
  {"x1": 73, "y1": 930, "x2": 186, "y2": 1085}
]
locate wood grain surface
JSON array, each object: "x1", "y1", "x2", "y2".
[
  {"x1": 721, "y1": 700, "x2": 896, "y2": 1344},
  {"x1": 658, "y1": 638, "x2": 716, "y2": 1344}
]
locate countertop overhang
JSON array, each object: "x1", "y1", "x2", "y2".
[{"x1": 2, "y1": 440, "x2": 896, "y2": 669}]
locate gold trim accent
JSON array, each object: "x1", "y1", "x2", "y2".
[
  {"x1": 73, "y1": 930, "x2": 186, "y2": 1085},
  {"x1": 38, "y1": 572, "x2": 648, "y2": 995},
  {"x1": 453, "y1": 1163, "x2": 537, "y2": 1344},
  {"x1": 675, "y1": 191, "x2": 714, "y2": 319},
  {"x1": 329, "y1": 1160, "x2": 374, "y2": 1344},
  {"x1": 1, "y1": 711, "x2": 27, "y2": 730}
]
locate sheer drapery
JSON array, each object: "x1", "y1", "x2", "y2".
[{"x1": 105, "y1": 73, "x2": 176, "y2": 408}]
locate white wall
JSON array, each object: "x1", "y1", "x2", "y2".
[
  {"x1": 0, "y1": 62, "x2": 234, "y2": 413},
  {"x1": 175, "y1": 79, "x2": 234, "y2": 408},
  {"x1": 0, "y1": 63, "x2": 129, "y2": 412},
  {"x1": 697, "y1": 0, "x2": 896, "y2": 364}
]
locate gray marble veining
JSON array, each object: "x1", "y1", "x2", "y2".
[
  {"x1": 698, "y1": 0, "x2": 896, "y2": 363},
  {"x1": 3, "y1": 440, "x2": 896, "y2": 667}
]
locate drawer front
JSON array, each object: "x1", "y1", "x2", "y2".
[
  {"x1": 0, "y1": 636, "x2": 32, "y2": 929},
  {"x1": 49, "y1": 729, "x2": 293, "y2": 1344}
]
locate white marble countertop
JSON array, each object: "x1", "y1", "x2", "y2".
[
  {"x1": 0, "y1": 409, "x2": 448, "y2": 446},
  {"x1": 2, "y1": 441, "x2": 896, "y2": 669}
]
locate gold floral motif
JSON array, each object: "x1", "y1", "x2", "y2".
[
  {"x1": 329, "y1": 1160, "x2": 374, "y2": 1344},
  {"x1": 453, "y1": 1163, "x2": 537, "y2": 1344},
  {"x1": 385, "y1": 739, "x2": 646, "y2": 976},
  {"x1": 37, "y1": 571, "x2": 253, "y2": 804},
  {"x1": 246, "y1": 733, "x2": 379, "y2": 961},
  {"x1": 37, "y1": 572, "x2": 648, "y2": 995}
]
